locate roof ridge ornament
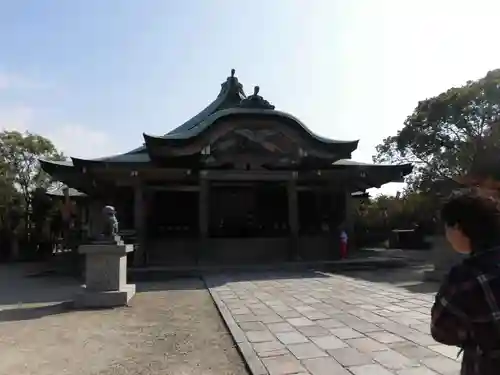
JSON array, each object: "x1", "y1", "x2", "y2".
[
  {"x1": 218, "y1": 68, "x2": 245, "y2": 98},
  {"x1": 239, "y1": 85, "x2": 275, "y2": 110}
]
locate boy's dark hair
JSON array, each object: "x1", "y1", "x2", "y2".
[{"x1": 441, "y1": 188, "x2": 500, "y2": 251}]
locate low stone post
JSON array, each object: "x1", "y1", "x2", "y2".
[
  {"x1": 75, "y1": 206, "x2": 136, "y2": 308},
  {"x1": 287, "y1": 175, "x2": 299, "y2": 261}
]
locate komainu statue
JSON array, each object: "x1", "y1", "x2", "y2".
[{"x1": 101, "y1": 205, "x2": 119, "y2": 238}]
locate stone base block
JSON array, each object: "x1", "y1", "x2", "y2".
[{"x1": 74, "y1": 284, "x2": 136, "y2": 308}]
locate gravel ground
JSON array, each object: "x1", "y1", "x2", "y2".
[{"x1": 0, "y1": 276, "x2": 248, "y2": 375}]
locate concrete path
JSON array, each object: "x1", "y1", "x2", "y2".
[{"x1": 205, "y1": 268, "x2": 461, "y2": 375}]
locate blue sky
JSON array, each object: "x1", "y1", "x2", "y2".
[{"x1": 1, "y1": 0, "x2": 499, "y2": 195}]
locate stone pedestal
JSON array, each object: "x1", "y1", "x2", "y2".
[
  {"x1": 424, "y1": 235, "x2": 465, "y2": 282},
  {"x1": 75, "y1": 241, "x2": 136, "y2": 308}
]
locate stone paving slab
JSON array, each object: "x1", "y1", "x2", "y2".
[{"x1": 205, "y1": 270, "x2": 461, "y2": 375}]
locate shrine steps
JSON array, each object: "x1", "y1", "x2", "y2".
[
  {"x1": 144, "y1": 236, "x2": 342, "y2": 267},
  {"x1": 128, "y1": 257, "x2": 409, "y2": 282}
]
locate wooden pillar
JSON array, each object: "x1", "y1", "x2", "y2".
[
  {"x1": 133, "y1": 184, "x2": 146, "y2": 267},
  {"x1": 344, "y1": 189, "x2": 355, "y2": 249},
  {"x1": 87, "y1": 200, "x2": 99, "y2": 238},
  {"x1": 198, "y1": 175, "x2": 209, "y2": 264},
  {"x1": 62, "y1": 187, "x2": 71, "y2": 251},
  {"x1": 325, "y1": 188, "x2": 338, "y2": 260},
  {"x1": 316, "y1": 189, "x2": 326, "y2": 232},
  {"x1": 287, "y1": 174, "x2": 299, "y2": 260}
]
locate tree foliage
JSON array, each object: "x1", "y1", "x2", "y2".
[
  {"x1": 355, "y1": 191, "x2": 438, "y2": 248},
  {"x1": 374, "y1": 69, "x2": 500, "y2": 192},
  {"x1": 0, "y1": 130, "x2": 64, "y2": 207},
  {"x1": 357, "y1": 191, "x2": 437, "y2": 230},
  {"x1": 0, "y1": 130, "x2": 64, "y2": 250}
]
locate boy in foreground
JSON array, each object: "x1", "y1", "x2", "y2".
[{"x1": 431, "y1": 189, "x2": 500, "y2": 375}]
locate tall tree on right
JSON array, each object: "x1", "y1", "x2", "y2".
[{"x1": 374, "y1": 69, "x2": 500, "y2": 192}]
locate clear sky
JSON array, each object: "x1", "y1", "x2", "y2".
[{"x1": 1, "y1": 0, "x2": 499, "y2": 195}]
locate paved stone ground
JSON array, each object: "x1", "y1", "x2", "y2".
[
  {"x1": 0, "y1": 264, "x2": 247, "y2": 375},
  {"x1": 206, "y1": 268, "x2": 462, "y2": 375}
]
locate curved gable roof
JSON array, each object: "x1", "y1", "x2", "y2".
[
  {"x1": 144, "y1": 107, "x2": 359, "y2": 151},
  {"x1": 57, "y1": 69, "x2": 360, "y2": 163}
]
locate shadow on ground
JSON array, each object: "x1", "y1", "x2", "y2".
[
  {"x1": 0, "y1": 263, "x2": 80, "y2": 307},
  {"x1": 0, "y1": 302, "x2": 71, "y2": 322},
  {"x1": 337, "y1": 266, "x2": 441, "y2": 294},
  {"x1": 136, "y1": 277, "x2": 207, "y2": 292}
]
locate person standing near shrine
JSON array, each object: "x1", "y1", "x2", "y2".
[
  {"x1": 339, "y1": 227, "x2": 348, "y2": 259},
  {"x1": 431, "y1": 189, "x2": 500, "y2": 375}
]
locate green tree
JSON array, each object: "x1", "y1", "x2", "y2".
[
  {"x1": 0, "y1": 131, "x2": 64, "y2": 260},
  {"x1": 0, "y1": 171, "x2": 18, "y2": 228},
  {"x1": 374, "y1": 69, "x2": 500, "y2": 192},
  {"x1": 361, "y1": 192, "x2": 436, "y2": 226},
  {"x1": 0, "y1": 130, "x2": 64, "y2": 209}
]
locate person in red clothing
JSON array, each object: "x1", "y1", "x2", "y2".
[{"x1": 339, "y1": 227, "x2": 348, "y2": 259}]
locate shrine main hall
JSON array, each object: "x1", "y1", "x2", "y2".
[{"x1": 41, "y1": 70, "x2": 411, "y2": 266}]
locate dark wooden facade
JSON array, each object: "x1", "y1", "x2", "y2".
[{"x1": 41, "y1": 70, "x2": 411, "y2": 266}]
